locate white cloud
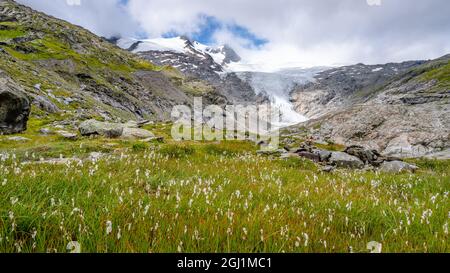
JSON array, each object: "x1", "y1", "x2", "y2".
[
  {"x1": 17, "y1": 0, "x2": 140, "y2": 38},
  {"x1": 16, "y1": 0, "x2": 450, "y2": 67},
  {"x1": 125, "y1": 0, "x2": 450, "y2": 67}
]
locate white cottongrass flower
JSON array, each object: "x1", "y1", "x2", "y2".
[
  {"x1": 106, "y1": 220, "x2": 113, "y2": 235},
  {"x1": 10, "y1": 197, "x2": 18, "y2": 205},
  {"x1": 66, "y1": 241, "x2": 81, "y2": 253},
  {"x1": 367, "y1": 241, "x2": 383, "y2": 253},
  {"x1": 301, "y1": 233, "x2": 309, "y2": 247},
  {"x1": 177, "y1": 241, "x2": 183, "y2": 253},
  {"x1": 117, "y1": 227, "x2": 122, "y2": 240}
]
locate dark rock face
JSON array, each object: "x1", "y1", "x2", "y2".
[{"x1": 0, "y1": 73, "x2": 30, "y2": 135}]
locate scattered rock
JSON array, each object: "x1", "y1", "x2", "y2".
[
  {"x1": 32, "y1": 95, "x2": 60, "y2": 113},
  {"x1": 329, "y1": 152, "x2": 364, "y2": 169},
  {"x1": 57, "y1": 130, "x2": 78, "y2": 140},
  {"x1": 344, "y1": 145, "x2": 383, "y2": 166},
  {"x1": 121, "y1": 127, "x2": 155, "y2": 140},
  {"x1": 39, "y1": 128, "x2": 54, "y2": 135},
  {"x1": 88, "y1": 152, "x2": 104, "y2": 162},
  {"x1": 297, "y1": 151, "x2": 321, "y2": 162},
  {"x1": 321, "y1": 165, "x2": 336, "y2": 173},
  {"x1": 22, "y1": 157, "x2": 82, "y2": 166},
  {"x1": 79, "y1": 119, "x2": 123, "y2": 138},
  {"x1": 316, "y1": 149, "x2": 332, "y2": 162},
  {"x1": 140, "y1": 136, "x2": 165, "y2": 143},
  {"x1": 63, "y1": 97, "x2": 75, "y2": 105},
  {"x1": 257, "y1": 149, "x2": 288, "y2": 156},
  {"x1": 379, "y1": 161, "x2": 419, "y2": 173},
  {"x1": 124, "y1": 120, "x2": 151, "y2": 128},
  {"x1": 280, "y1": 153, "x2": 300, "y2": 159},
  {"x1": 384, "y1": 156, "x2": 403, "y2": 162},
  {"x1": 7, "y1": 136, "x2": 30, "y2": 142},
  {"x1": 78, "y1": 119, "x2": 156, "y2": 139}
]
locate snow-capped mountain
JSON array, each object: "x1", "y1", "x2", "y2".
[
  {"x1": 114, "y1": 36, "x2": 321, "y2": 126},
  {"x1": 117, "y1": 36, "x2": 241, "y2": 68},
  {"x1": 115, "y1": 36, "x2": 260, "y2": 105}
]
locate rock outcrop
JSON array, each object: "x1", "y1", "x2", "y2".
[
  {"x1": 379, "y1": 161, "x2": 419, "y2": 174},
  {"x1": 79, "y1": 120, "x2": 124, "y2": 138},
  {"x1": 270, "y1": 143, "x2": 419, "y2": 172},
  {"x1": 328, "y1": 152, "x2": 364, "y2": 169},
  {"x1": 0, "y1": 71, "x2": 30, "y2": 134},
  {"x1": 79, "y1": 119, "x2": 155, "y2": 140}
]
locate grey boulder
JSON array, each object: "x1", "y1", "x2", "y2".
[
  {"x1": 329, "y1": 152, "x2": 364, "y2": 169},
  {"x1": 79, "y1": 119, "x2": 155, "y2": 139},
  {"x1": 7, "y1": 136, "x2": 30, "y2": 142},
  {"x1": 121, "y1": 127, "x2": 155, "y2": 140},
  {"x1": 379, "y1": 161, "x2": 419, "y2": 173},
  {"x1": 79, "y1": 119, "x2": 123, "y2": 138},
  {"x1": 344, "y1": 145, "x2": 382, "y2": 165},
  {"x1": 57, "y1": 130, "x2": 78, "y2": 140}
]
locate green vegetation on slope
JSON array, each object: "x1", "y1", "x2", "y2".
[
  {"x1": 0, "y1": 0, "x2": 166, "y2": 122},
  {"x1": 403, "y1": 54, "x2": 450, "y2": 90}
]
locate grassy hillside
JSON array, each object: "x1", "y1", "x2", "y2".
[
  {"x1": 394, "y1": 54, "x2": 450, "y2": 92},
  {"x1": 419, "y1": 55, "x2": 450, "y2": 90}
]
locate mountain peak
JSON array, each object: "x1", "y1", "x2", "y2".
[{"x1": 114, "y1": 36, "x2": 241, "y2": 67}]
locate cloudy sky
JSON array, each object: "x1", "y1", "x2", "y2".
[{"x1": 17, "y1": 0, "x2": 450, "y2": 69}]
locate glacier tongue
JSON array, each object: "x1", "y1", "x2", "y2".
[{"x1": 235, "y1": 68, "x2": 325, "y2": 126}]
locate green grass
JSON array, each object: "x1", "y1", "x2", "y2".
[
  {"x1": 0, "y1": 26, "x2": 26, "y2": 42},
  {"x1": 0, "y1": 132, "x2": 448, "y2": 253},
  {"x1": 420, "y1": 61, "x2": 450, "y2": 89}
]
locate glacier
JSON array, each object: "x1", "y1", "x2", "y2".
[{"x1": 116, "y1": 36, "x2": 325, "y2": 127}]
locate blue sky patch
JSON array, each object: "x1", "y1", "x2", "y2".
[{"x1": 163, "y1": 15, "x2": 268, "y2": 48}]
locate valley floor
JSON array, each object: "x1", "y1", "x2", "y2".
[{"x1": 0, "y1": 122, "x2": 449, "y2": 253}]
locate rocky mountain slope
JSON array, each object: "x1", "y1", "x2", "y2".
[
  {"x1": 288, "y1": 56, "x2": 450, "y2": 158},
  {"x1": 291, "y1": 61, "x2": 426, "y2": 119},
  {"x1": 116, "y1": 36, "x2": 260, "y2": 104},
  {"x1": 0, "y1": 0, "x2": 237, "y2": 134}
]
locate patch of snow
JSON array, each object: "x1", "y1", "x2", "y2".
[
  {"x1": 372, "y1": 67, "x2": 384, "y2": 72},
  {"x1": 133, "y1": 37, "x2": 188, "y2": 53}
]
